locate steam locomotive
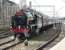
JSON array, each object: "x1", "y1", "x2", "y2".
[{"x1": 10, "y1": 8, "x2": 55, "y2": 40}]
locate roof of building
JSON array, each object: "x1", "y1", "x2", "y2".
[
  {"x1": 8, "y1": 1, "x2": 16, "y2": 5},
  {"x1": 2, "y1": 0, "x2": 16, "y2": 5}
]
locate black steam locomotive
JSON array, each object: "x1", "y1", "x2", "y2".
[{"x1": 10, "y1": 8, "x2": 55, "y2": 40}]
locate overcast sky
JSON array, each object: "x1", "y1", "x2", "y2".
[{"x1": 10, "y1": 0, "x2": 65, "y2": 18}]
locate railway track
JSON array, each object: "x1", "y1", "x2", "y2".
[
  {"x1": 6, "y1": 23, "x2": 61, "y2": 50},
  {"x1": 43, "y1": 31, "x2": 65, "y2": 50},
  {"x1": 37, "y1": 29, "x2": 60, "y2": 50},
  {"x1": 0, "y1": 31, "x2": 24, "y2": 50},
  {"x1": 0, "y1": 40, "x2": 22, "y2": 50},
  {"x1": 41, "y1": 23, "x2": 65, "y2": 50},
  {"x1": 36, "y1": 24, "x2": 62, "y2": 50},
  {"x1": 0, "y1": 31, "x2": 14, "y2": 39},
  {"x1": 0, "y1": 23, "x2": 62, "y2": 50}
]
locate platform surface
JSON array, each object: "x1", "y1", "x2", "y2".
[{"x1": 49, "y1": 37, "x2": 65, "y2": 50}]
